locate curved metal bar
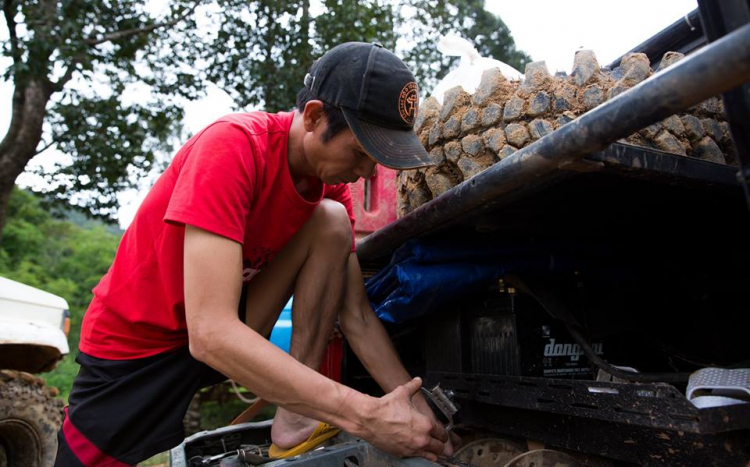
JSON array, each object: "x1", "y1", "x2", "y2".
[{"x1": 607, "y1": 8, "x2": 705, "y2": 69}]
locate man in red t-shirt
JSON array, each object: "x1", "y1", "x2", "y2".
[{"x1": 55, "y1": 43, "x2": 453, "y2": 466}]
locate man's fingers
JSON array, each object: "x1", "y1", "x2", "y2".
[
  {"x1": 429, "y1": 420, "x2": 449, "y2": 442},
  {"x1": 443, "y1": 441, "x2": 454, "y2": 456},
  {"x1": 404, "y1": 377, "x2": 423, "y2": 397},
  {"x1": 449, "y1": 432, "x2": 462, "y2": 449},
  {"x1": 426, "y1": 437, "x2": 445, "y2": 456}
]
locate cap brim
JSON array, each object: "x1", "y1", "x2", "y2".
[{"x1": 342, "y1": 108, "x2": 436, "y2": 170}]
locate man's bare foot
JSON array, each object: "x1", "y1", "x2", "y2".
[{"x1": 271, "y1": 407, "x2": 322, "y2": 449}]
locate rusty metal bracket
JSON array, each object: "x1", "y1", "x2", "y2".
[{"x1": 421, "y1": 384, "x2": 460, "y2": 431}]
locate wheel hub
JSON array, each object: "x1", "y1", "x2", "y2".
[
  {"x1": 453, "y1": 438, "x2": 526, "y2": 467},
  {"x1": 503, "y1": 449, "x2": 585, "y2": 467}
]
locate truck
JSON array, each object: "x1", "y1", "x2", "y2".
[
  {"x1": 171, "y1": 2, "x2": 750, "y2": 466},
  {"x1": 0, "y1": 276, "x2": 69, "y2": 467}
]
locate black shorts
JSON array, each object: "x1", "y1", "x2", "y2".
[{"x1": 54, "y1": 347, "x2": 227, "y2": 466}]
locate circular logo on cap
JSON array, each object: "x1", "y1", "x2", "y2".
[{"x1": 398, "y1": 82, "x2": 419, "y2": 125}]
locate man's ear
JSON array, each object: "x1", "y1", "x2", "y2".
[{"x1": 302, "y1": 100, "x2": 325, "y2": 132}]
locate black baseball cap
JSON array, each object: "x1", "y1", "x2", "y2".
[{"x1": 304, "y1": 42, "x2": 435, "y2": 170}]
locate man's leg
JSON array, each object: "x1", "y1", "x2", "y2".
[{"x1": 240, "y1": 199, "x2": 353, "y2": 448}]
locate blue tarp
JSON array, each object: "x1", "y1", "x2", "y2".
[{"x1": 366, "y1": 237, "x2": 613, "y2": 323}]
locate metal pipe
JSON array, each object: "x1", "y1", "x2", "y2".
[
  {"x1": 357, "y1": 23, "x2": 750, "y2": 262},
  {"x1": 699, "y1": 0, "x2": 750, "y2": 209},
  {"x1": 607, "y1": 8, "x2": 705, "y2": 69}
]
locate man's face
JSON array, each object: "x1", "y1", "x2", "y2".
[{"x1": 304, "y1": 117, "x2": 377, "y2": 185}]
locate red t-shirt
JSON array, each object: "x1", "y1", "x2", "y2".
[{"x1": 80, "y1": 111, "x2": 356, "y2": 360}]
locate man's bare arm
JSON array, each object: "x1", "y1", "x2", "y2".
[
  {"x1": 183, "y1": 225, "x2": 446, "y2": 460},
  {"x1": 339, "y1": 253, "x2": 456, "y2": 453},
  {"x1": 338, "y1": 254, "x2": 415, "y2": 393}
]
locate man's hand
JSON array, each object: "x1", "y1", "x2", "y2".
[
  {"x1": 360, "y1": 377, "x2": 448, "y2": 461},
  {"x1": 411, "y1": 389, "x2": 458, "y2": 456}
]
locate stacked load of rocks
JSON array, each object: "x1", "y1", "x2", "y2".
[{"x1": 398, "y1": 50, "x2": 737, "y2": 217}]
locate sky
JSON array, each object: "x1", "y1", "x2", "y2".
[
  {"x1": 1, "y1": 0, "x2": 698, "y2": 229},
  {"x1": 485, "y1": 1, "x2": 698, "y2": 74}
]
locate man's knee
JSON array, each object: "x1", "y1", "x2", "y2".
[{"x1": 311, "y1": 199, "x2": 353, "y2": 251}]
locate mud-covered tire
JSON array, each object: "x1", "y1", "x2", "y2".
[
  {"x1": 183, "y1": 393, "x2": 202, "y2": 436},
  {"x1": 0, "y1": 370, "x2": 63, "y2": 467}
]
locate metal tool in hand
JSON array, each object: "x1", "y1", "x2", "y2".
[
  {"x1": 421, "y1": 383, "x2": 459, "y2": 431},
  {"x1": 190, "y1": 446, "x2": 271, "y2": 466}
]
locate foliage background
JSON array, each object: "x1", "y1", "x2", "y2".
[
  {"x1": 2, "y1": 189, "x2": 278, "y2": 433},
  {"x1": 0, "y1": 187, "x2": 121, "y2": 402}
]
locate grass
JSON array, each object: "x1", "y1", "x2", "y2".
[
  {"x1": 139, "y1": 451, "x2": 168, "y2": 466},
  {"x1": 43, "y1": 351, "x2": 80, "y2": 404}
]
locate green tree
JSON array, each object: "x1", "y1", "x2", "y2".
[
  {"x1": 315, "y1": 0, "x2": 397, "y2": 52},
  {"x1": 0, "y1": 187, "x2": 121, "y2": 401},
  {"x1": 204, "y1": 0, "x2": 397, "y2": 113},
  {"x1": 203, "y1": 0, "x2": 309, "y2": 112},
  {"x1": 0, "y1": 0, "x2": 204, "y2": 241}
]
